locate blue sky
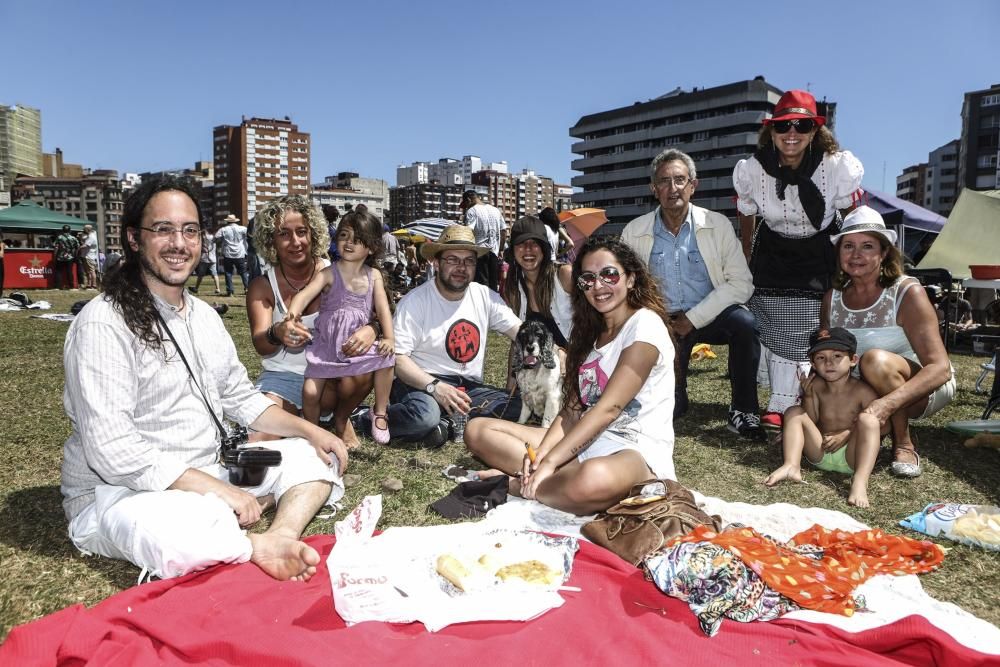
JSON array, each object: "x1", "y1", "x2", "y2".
[{"x1": 4, "y1": 1, "x2": 998, "y2": 193}]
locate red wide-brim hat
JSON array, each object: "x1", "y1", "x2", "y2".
[{"x1": 764, "y1": 89, "x2": 826, "y2": 126}]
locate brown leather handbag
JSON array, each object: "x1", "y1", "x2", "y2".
[{"x1": 582, "y1": 479, "x2": 721, "y2": 566}]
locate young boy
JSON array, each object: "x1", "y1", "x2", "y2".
[{"x1": 763, "y1": 327, "x2": 883, "y2": 508}]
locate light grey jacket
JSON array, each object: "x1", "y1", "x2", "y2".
[{"x1": 620, "y1": 205, "x2": 753, "y2": 329}]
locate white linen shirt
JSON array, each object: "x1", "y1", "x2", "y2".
[{"x1": 61, "y1": 291, "x2": 275, "y2": 522}]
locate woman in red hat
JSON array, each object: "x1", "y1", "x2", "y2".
[{"x1": 733, "y1": 89, "x2": 864, "y2": 429}]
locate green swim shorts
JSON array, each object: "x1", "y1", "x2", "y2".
[{"x1": 808, "y1": 446, "x2": 853, "y2": 475}]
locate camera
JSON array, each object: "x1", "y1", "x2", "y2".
[{"x1": 219, "y1": 426, "x2": 282, "y2": 486}]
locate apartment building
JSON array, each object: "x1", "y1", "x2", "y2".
[
  {"x1": 895, "y1": 163, "x2": 927, "y2": 205},
  {"x1": 925, "y1": 140, "x2": 960, "y2": 217},
  {"x1": 213, "y1": 116, "x2": 310, "y2": 225},
  {"x1": 388, "y1": 182, "x2": 463, "y2": 228},
  {"x1": 12, "y1": 170, "x2": 124, "y2": 251},
  {"x1": 568, "y1": 77, "x2": 837, "y2": 232},
  {"x1": 0, "y1": 103, "x2": 42, "y2": 185},
  {"x1": 958, "y1": 83, "x2": 1000, "y2": 191}
]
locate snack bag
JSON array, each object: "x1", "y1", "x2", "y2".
[
  {"x1": 899, "y1": 502, "x2": 1000, "y2": 552},
  {"x1": 327, "y1": 495, "x2": 415, "y2": 625}
]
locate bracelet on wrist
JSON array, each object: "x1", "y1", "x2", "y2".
[{"x1": 266, "y1": 323, "x2": 281, "y2": 346}]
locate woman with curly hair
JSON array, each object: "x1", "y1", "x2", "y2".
[
  {"x1": 465, "y1": 237, "x2": 676, "y2": 515},
  {"x1": 247, "y1": 195, "x2": 378, "y2": 447},
  {"x1": 733, "y1": 89, "x2": 865, "y2": 429}
]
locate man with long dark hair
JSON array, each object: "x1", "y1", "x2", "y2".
[{"x1": 61, "y1": 175, "x2": 348, "y2": 582}]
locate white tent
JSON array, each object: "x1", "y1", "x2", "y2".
[{"x1": 917, "y1": 189, "x2": 1000, "y2": 279}]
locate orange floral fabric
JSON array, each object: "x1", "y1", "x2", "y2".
[{"x1": 669, "y1": 524, "x2": 945, "y2": 616}]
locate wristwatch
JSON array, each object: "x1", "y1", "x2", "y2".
[{"x1": 425, "y1": 378, "x2": 440, "y2": 395}]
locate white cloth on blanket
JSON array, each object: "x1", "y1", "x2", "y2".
[{"x1": 483, "y1": 493, "x2": 1000, "y2": 655}]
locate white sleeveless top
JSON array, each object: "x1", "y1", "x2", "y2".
[
  {"x1": 261, "y1": 259, "x2": 330, "y2": 374},
  {"x1": 517, "y1": 278, "x2": 574, "y2": 343},
  {"x1": 828, "y1": 277, "x2": 919, "y2": 363}
]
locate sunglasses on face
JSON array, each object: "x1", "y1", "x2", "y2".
[
  {"x1": 771, "y1": 119, "x2": 816, "y2": 134},
  {"x1": 577, "y1": 266, "x2": 622, "y2": 291}
]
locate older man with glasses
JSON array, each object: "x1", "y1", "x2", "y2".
[
  {"x1": 621, "y1": 148, "x2": 762, "y2": 440},
  {"x1": 356, "y1": 225, "x2": 523, "y2": 447}
]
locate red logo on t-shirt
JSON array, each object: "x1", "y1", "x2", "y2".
[{"x1": 446, "y1": 319, "x2": 481, "y2": 363}]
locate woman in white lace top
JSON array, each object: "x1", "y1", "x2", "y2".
[{"x1": 822, "y1": 207, "x2": 955, "y2": 477}]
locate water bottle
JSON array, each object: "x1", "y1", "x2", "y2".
[{"x1": 452, "y1": 386, "x2": 468, "y2": 443}]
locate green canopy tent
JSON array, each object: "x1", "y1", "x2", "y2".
[{"x1": 0, "y1": 200, "x2": 88, "y2": 233}]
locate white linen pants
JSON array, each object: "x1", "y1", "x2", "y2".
[{"x1": 68, "y1": 438, "x2": 343, "y2": 580}]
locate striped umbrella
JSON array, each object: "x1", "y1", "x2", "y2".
[{"x1": 393, "y1": 217, "x2": 453, "y2": 243}]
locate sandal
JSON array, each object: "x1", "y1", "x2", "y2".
[{"x1": 370, "y1": 409, "x2": 390, "y2": 445}]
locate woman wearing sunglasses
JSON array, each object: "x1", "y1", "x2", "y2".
[
  {"x1": 465, "y1": 237, "x2": 676, "y2": 515},
  {"x1": 732, "y1": 89, "x2": 864, "y2": 429}
]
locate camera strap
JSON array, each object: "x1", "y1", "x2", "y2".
[{"x1": 153, "y1": 307, "x2": 228, "y2": 439}]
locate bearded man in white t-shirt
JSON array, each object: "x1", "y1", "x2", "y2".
[{"x1": 358, "y1": 225, "x2": 522, "y2": 447}]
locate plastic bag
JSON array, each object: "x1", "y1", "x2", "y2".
[{"x1": 899, "y1": 502, "x2": 1000, "y2": 551}]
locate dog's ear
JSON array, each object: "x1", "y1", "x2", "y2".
[
  {"x1": 541, "y1": 337, "x2": 557, "y2": 369},
  {"x1": 511, "y1": 338, "x2": 523, "y2": 372}
]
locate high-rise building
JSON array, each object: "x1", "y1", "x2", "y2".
[
  {"x1": 924, "y1": 139, "x2": 960, "y2": 217},
  {"x1": 388, "y1": 182, "x2": 463, "y2": 228},
  {"x1": 568, "y1": 77, "x2": 837, "y2": 232},
  {"x1": 958, "y1": 83, "x2": 1000, "y2": 192},
  {"x1": 213, "y1": 116, "x2": 310, "y2": 225},
  {"x1": 13, "y1": 170, "x2": 124, "y2": 251},
  {"x1": 471, "y1": 170, "x2": 519, "y2": 222},
  {"x1": 0, "y1": 103, "x2": 42, "y2": 185},
  {"x1": 516, "y1": 169, "x2": 554, "y2": 218},
  {"x1": 895, "y1": 163, "x2": 927, "y2": 205}
]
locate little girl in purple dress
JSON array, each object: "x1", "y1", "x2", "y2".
[{"x1": 286, "y1": 211, "x2": 395, "y2": 444}]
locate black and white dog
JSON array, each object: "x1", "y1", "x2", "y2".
[{"x1": 512, "y1": 320, "x2": 562, "y2": 427}]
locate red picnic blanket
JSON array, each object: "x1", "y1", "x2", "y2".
[{"x1": 2, "y1": 536, "x2": 993, "y2": 666}]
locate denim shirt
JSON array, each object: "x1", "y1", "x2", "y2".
[{"x1": 649, "y1": 207, "x2": 713, "y2": 312}]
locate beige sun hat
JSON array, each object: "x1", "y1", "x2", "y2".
[
  {"x1": 222, "y1": 214, "x2": 241, "y2": 224},
  {"x1": 419, "y1": 225, "x2": 488, "y2": 261}
]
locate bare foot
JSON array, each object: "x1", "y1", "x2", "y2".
[
  {"x1": 508, "y1": 476, "x2": 524, "y2": 498},
  {"x1": 249, "y1": 532, "x2": 320, "y2": 581},
  {"x1": 335, "y1": 418, "x2": 362, "y2": 450},
  {"x1": 763, "y1": 464, "x2": 802, "y2": 487},
  {"x1": 848, "y1": 483, "x2": 870, "y2": 508},
  {"x1": 477, "y1": 468, "x2": 505, "y2": 480},
  {"x1": 257, "y1": 494, "x2": 276, "y2": 513}
]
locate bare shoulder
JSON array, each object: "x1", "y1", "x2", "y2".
[
  {"x1": 556, "y1": 264, "x2": 574, "y2": 292},
  {"x1": 247, "y1": 274, "x2": 273, "y2": 304}
]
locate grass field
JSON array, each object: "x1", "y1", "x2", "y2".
[{"x1": 1, "y1": 286, "x2": 998, "y2": 640}]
